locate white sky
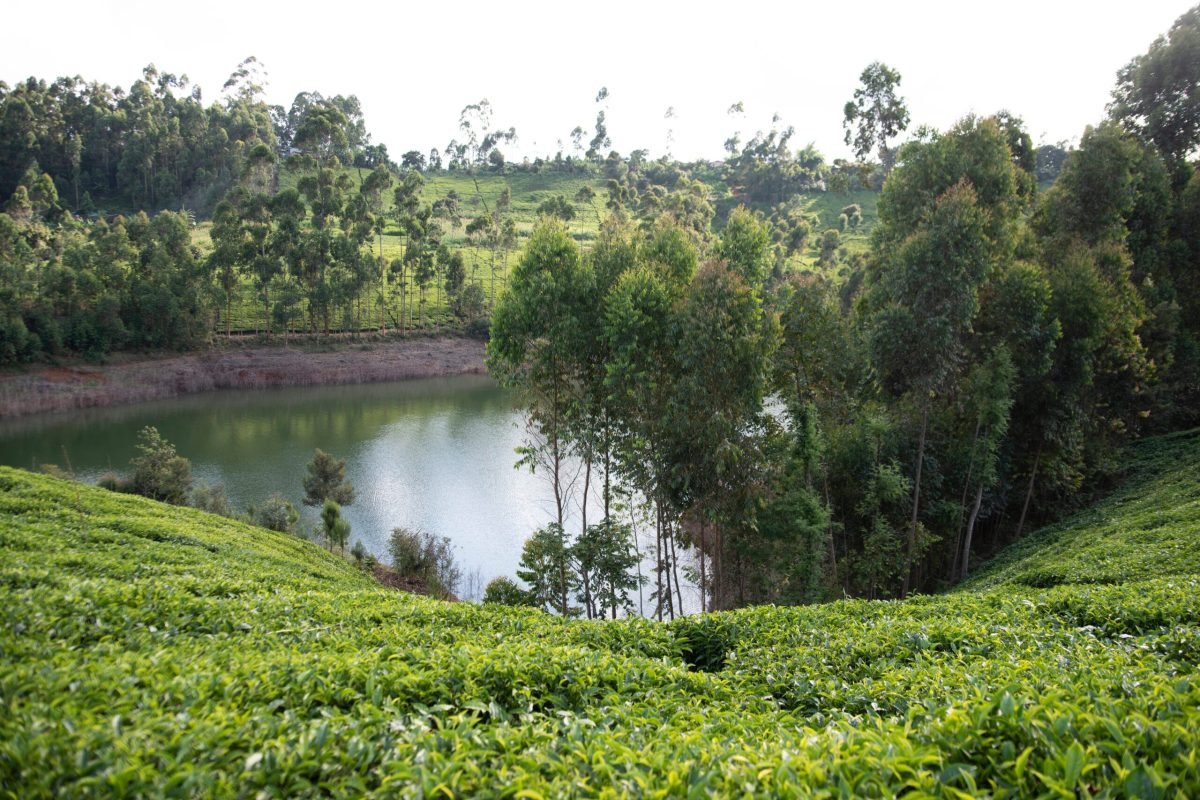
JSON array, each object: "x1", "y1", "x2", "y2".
[{"x1": 3, "y1": 1, "x2": 1193, "y2": 163}]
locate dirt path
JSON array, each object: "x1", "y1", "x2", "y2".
[{"x1": 0, "y1": 336, "x2": 487, "y2": 419}]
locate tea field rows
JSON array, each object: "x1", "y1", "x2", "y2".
[{"x1": 1, "y1": 429, "x2": 1197, "y2": 796}]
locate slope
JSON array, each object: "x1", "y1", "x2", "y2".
[{"x1": 1, "y1": 430, "x2": 1198, "y2": 797}]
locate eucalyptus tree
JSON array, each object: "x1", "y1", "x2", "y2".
[
  {"x1": 207, "y1": 198, "x2": 247, "y2": 337},
  {"x1": 667, "y1": 258, "x2": 776, "y2": 611},
  {"x1": 866, "y1": 183, "x2": 990, "y2": 596},
  {"x1": 587, "y1": 87, "x2": 611, "y2": 161},
  {"x1": 488, "y1": 219, "x2": 594, "y2": 530},
  {"x1": 321, "y1": 499, "x2": 350, "y2": 554},
  {"x1": 390, "y1": 171, "x2": 425, "y2": 329},
  {"x1": 1109, "y1": 4, "x2": 1200, "y2": 163},
  {"x1": 602, "y1": 223, "x2": 698, "y2": 618},
  {"x1": 843, "y1": 62, "x2": 910, "y2": 167},
  {"x1": 574, "y1": 185, "x2": 602, "y2": 225}
]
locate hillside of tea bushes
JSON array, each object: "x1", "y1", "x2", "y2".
[{"x1": 1, "y1": 429, "x2": 1199, "y2": 797}]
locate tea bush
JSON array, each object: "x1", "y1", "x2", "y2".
[{"x1": 1, "y1": 428, "x2": 1198, "y2": 796}]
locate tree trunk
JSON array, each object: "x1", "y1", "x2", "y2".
[
  {"x1": 581, "y1": 458, "x2": 591, "y2": 538},
  {"x1": 821, "y1": 472, "x2": 838, "y2": 591},
  {"x1": 902, "y1": 401, "x2": 929, "y2": 598},
  {"x1": 629, "y1": 501, "x2": 645, "y2": 618},
  {"x1": 960, "y1": 484, "x2": 983, "y2": 581},
  {"x1": 952, "y1": 417, "x2": 982, "y2": 580},
  {"x1": 669, "y1": 517, "x2": 683, "y2": 616},
  {"x1": 657, "y1": 503, "x2": 667, "y2": 623},
  {"x1": 1015, "y1": 443, "x2": 1042, "y2": 540}
]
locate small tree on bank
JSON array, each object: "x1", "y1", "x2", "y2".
[
  {"x1": 249, "y1": 493, "x2": 299, "y2": 534},
  {"x1": 129, "y1": 426, "x2": 192, "y2": 505},
  {"x1": 321, "y1": 498, "x2": 350, "y2": 553},
  {"x1": 389, "y1": 526, "x2": 462, "y2": 598},
  {"x1": 303, "y1": 448, "x2": 355, "y2": 507}
]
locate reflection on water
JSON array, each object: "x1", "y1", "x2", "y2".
[
  {"x1": 0, "y1": 376, "x2": 545, "y2": 595},
  {"x1": 0, "y1": 374, "x2": 699, "y2": 612}
]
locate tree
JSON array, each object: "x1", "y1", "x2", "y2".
[
  {"x1": 866, "y1": 182, "x2": 991, "y2": 596},
  {"x1": 1109, "y1": 4, "x2": 1200, "y2": 162},
  {"x1": 572, "y1": 519, "x2": 641, "y2": 619},
  {"x1": 843, "y1": 62, "x2": 910, "y2": 164},
  {"x1": 321, "y1": 498, "x2": 350, "y2": 553},
  {"x1": 666, "y1": 259, "x2": 776, "y2": 611},
  {"x1": 128, "y1": 426, "x2": 192, "y2": 505},
  {"x1": 536, "y1": 195, "x2": 576, "y2": 222},
  {"x1": 451, "y1": 282, "x2": 485, "y2": 323},
  {"x1": 714, "y1": 206, "x2": 771, "y2": 287},
  {"x1": 302, "y1": 448, "x2": 354, "y2": 507},
  {"x1": 488, "y1": 219, "x2": 593, "y2": 528},
  {"x1": 517, "y1": 523, "x2": 576, "y2": 616}
]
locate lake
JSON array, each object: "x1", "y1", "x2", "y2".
[{"x1": 0, "y1": 375, "x2": 603, "y2": 601}]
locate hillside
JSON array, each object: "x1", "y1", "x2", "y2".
[
  {"x1": 2, "y1": 430, "x2": 1198, "y2": 796},
  {"x1": 198, "y1": 167, "x2": 879, "y2": 331}
]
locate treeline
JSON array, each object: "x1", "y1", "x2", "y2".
[
  {"x1": 488, "y1": 6, "x2": 1200, "y2": 613},
  {"x1": 0, "y1": 65, "x2": 272, "y2": 214},
  {"x1": 0, "y1": 58, "x2": 388, "y2": 214},
  {"x1": 0, "y1": 59, "x2": 438, "y2": 361}
]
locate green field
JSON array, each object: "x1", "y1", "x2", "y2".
[{"x1": 2, "y1": 427, "x2": 1198, "y2": 796}]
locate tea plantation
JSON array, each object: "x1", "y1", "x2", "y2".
[{"x1": 2, "y1": 430, "x2": 1198, "y2": 797}]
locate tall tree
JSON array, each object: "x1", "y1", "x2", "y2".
[
  {"x1": 488, "y1": 219, "x2": 593, "y2": 529},
  {"x1": 843, "y1": 62, "x2": 910, "y2": 165},
  {"x1": 1109, "y1": 4, "x2": 1200, "y2": 163}
]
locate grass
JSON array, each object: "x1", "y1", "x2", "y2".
[{"x1": 2, "y1": 427, "x2": 1199, "y2": 795}]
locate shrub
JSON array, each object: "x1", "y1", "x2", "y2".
[
  {"x1": 249, "y1": 493, "x2": 299, "y2": 534},
  {"x1": 129, "y1": 426, "x2": 191, "y2": 505},
  {"x1": 190, "y1": 482, "x2": 232, "y2": 517},
  {"x1": 482, "y1": 576, "x2": 534, "y2": 606},
  {"x1": 349, "y1": 540, "x2": 377, "y2": 571},
  {"x1": 389, "y1": 526, "x2": 462, "y2": 598}
]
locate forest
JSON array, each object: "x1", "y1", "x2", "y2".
[{"x1": 2, "y1": 6, "x2": 1200, "y2": 613}]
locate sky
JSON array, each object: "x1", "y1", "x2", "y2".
[{"x1": 3, "y1": 1, "x2": 1194, "y2": 163}]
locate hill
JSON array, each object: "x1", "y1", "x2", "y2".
[
  {"x1": 201, "y1": 167, "x2": 879, "y2": 331},
  {"x1": 2, "y1": 430, "x2": 1198, "y2": 796}
]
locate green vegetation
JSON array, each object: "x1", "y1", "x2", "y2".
[
  {"x1": 483, "y1": 4, "x2": 1200, "y2": 609},
  {"x1": 2, "y1": 427, "x2": 1199, "y2": 795}
]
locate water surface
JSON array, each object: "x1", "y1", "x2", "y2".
[{"x1": 0, "y1": 375, "x2": 565, "y2": 598}]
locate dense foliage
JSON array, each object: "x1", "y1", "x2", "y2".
[
  {"x1": 3, "y1": 6, "x2": 1200, "y2": 615},
  {"x1": 2, "y1": 426, "x2": 1199, "y2": 796},
  {"x1": 487, "y1": 6, "x2": 1200, "y2": 607}
]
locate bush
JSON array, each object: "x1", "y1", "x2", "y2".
[
  {"x1": 97, "y1": 470, "x2": 129, "y2": 492},
  {"x1": 350, "y1": 540, "x2": 377, "y2": 571},
  {"x1": 249, "y1": 493, "x2": 299, "y2": 534},
  {"x1": 190, "y1": 483, "x2": 232, "y2": 517},
  {"x1": 389, "y1": 526, "x2": 462, "y2": 598},
  {"x1": 129, "y1": 426, "x2": 191, "y2": 505},
  {"x1": 482, "y1": 576, "x2": 534, "y2": 607}
]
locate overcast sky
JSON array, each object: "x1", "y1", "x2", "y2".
[{"x1": 3, "y1": 1, "x2": 1193, "y2": 162}]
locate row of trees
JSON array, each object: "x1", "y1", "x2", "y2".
[{"x1": 0, "y1": 63, "x2": 273, "y2": 214}]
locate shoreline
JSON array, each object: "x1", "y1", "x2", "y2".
[{"x1": 0, "y1": 336, "x2": 488, "y2": 419}]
